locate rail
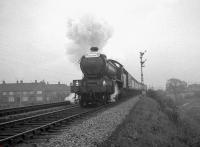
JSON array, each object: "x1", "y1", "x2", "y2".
[
  {"x1": 0, "y1": 104, "x2": 108, "y2": 146},
  {"x1": 0, "y1": 101, "x2": 71, "y2": 117},
  {"x1": 0, "y1": 95, "x2": 138, "y2": 146}
]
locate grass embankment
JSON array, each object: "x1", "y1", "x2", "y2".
[{"x1": 99, "y1": 91, "x2": 200, "y2": 147}]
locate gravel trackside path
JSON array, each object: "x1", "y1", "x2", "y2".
[{"x1": 35, "y1": 96, "x2": 140, "y2": 147}]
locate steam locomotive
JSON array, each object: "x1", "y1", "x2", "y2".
[{"x1": 71, "y1": 47, "x2": 145, "y2": 107}]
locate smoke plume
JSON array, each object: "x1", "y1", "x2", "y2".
[{"x1": 66, "y1": 15, "x2": 113, "y2": 63}]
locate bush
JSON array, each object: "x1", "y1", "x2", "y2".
[
  {"x1": 147, "y1": 89, "x2": 179, "y2": 124},
  {"x1": 147, "y1": 89, "x2": 200, "y2": 146},
  {"x1": 194, "y1": 91, "x2": 200, "y2": 97}
]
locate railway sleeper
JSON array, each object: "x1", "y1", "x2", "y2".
[
  {"x1": 44, "y1": 118, "x2": 60, "y2": 121},
  {"x1": 0, "y1": 124, "x2": 14, "y2": 130},
  {"x1": 3, "y1": 128, "x2": 27, "y2": 132},
  {"x1": 24, "y1": 123, "x2": 46, "y2": 125},
  {"x1": 48, "y1": 126, "x2": 61, "y2": 130},
  {"x1": 65, "y1": 118, "x2": 74, "y2": 121},
  {"x1": 45, "y1": 125, "x2": 52, "y2": 130},
  {"x1": 37, "y1": 121, "x2": 53, "y2": 123},
  {"x1": 22, "y1": 133, "x2": 34, "y2": 140},
  {"x1": 43, "y1": 117, "x2": 59, "y2": 119},
  {"x1": 40, "y1": 132, "x2": 58, "y2": 135},
  {"x1": 0, "y1": 136, "x2": 10, "y2": 140},
  {"x1": 5, "y1": 125, "x2": 22, "y2": 129},
  {"x1": 0, "y1": 131, "x2": 20, "y2": 135},
  {"x1": 47, "y1": 129, "x2": 59, "y2": 133},
  {"x1": 34, "y1": 134, "x2": 55, "y2": 139},
  {"x1": 22, "y1": 124, "x2": 42, "y2": 127},
  {"x1": 32, "y1": 129, "x2": 41, "y2": 135},
  {"x1": 9, "y1": 136, "x2": 24, "y2": 145},
  {"x1": 45, "y1": 119, "x2": 60, "y2": 122},
  {"x1": 53, "y1": 122, "x2": 61, "y2": 127},
  {"x1": 0, "y1": 134, "x2": 12, "y2": 137}
]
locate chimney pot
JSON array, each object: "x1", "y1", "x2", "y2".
[{"x1": 90, "y1": 47, "x2": 99, "y2": 52}]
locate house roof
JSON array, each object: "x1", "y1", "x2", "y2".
[
  {"x1": 0, "y1": 82, "x2": 70, "y2": 92},
  {"x1": 0, "y1": 82, "x2": 46, "y2": 92},
  {"x1": 45, "y1": 84, "x2": 70, "y2": 92}
]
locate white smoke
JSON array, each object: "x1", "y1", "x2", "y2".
[
  {"x1": 66, "y1": 15, "x2": 113, "y2": 63},
  {"x1": 65, "y1": 93, "x2": 76, "y2": 103},
  {"x1": 110, "y1": 82, "x2": 119, "y2": 102}
]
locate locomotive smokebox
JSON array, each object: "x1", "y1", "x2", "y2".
[{"x1": 80, "y1": 48, "x2": 117, "y2": 78}]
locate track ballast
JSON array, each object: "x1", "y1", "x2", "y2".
[{"x1": 0, "y1": 104, "x2": 106, "y2": 146}]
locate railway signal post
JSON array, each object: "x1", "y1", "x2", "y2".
[{"x1": 140, "y1": 50, "x2": 147, "y2": 95}]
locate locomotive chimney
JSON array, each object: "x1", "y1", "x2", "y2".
[{"x1": 90, "y1": 47, "x2": 99, "y2": 52}]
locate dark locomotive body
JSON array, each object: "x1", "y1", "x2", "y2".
[{"x1": 71, "y1": 47, "x2": 145, "y2": 107}]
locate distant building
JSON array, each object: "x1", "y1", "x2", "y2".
[
  {"x1": 45, "y1": 82, "x2": 70, "y2": 102},
  {"x1": 0, "y1": 80, "x2": 70, "y2": 108},
  {"x1": 188, "y1": 84, "x2": 200, "y2": 92}
]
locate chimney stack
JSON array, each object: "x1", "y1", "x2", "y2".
[{"x1": 90, "y1": 47, "x2": 99, "y2": 52}]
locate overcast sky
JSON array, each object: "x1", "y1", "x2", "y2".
[{"x1": 0, "y1": 0, "x2": 200, "y2": 89}]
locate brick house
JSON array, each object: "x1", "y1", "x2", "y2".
[
  {"x1": 45, "y1": 82, "x2": 70, "y2": 102},
  {"x1": 0, "y1": 80, "x2": 70, "y2": 108}
]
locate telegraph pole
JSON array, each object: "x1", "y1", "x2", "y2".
[{"x1": 140, "y1": 50, "x2": 147, "y2": 85}]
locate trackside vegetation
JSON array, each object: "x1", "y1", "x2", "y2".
[{"x1": 98, "y1": 90, "x2": 200, "y2": 147}]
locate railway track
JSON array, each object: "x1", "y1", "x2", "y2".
[
  {"x1": 0, "y1": 104, "x2": 106, "y2": 146},
  {"x1": 0, "y1": 104, "x2": 78, "y2": 124},
  {"x1": 0, "y1": 101, "x2": 70, "y2": 117},
  {"x1": 0, "y1": 95, "x2": 137, "y2": 146}
]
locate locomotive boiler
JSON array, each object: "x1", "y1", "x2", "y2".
[{"x1": 71, "y1": 47, "x2": 144, "y2": 107}]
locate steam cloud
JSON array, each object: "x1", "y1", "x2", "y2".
[{"x1": 66, "y1": 15, "x2": 113, "y2": 63}]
